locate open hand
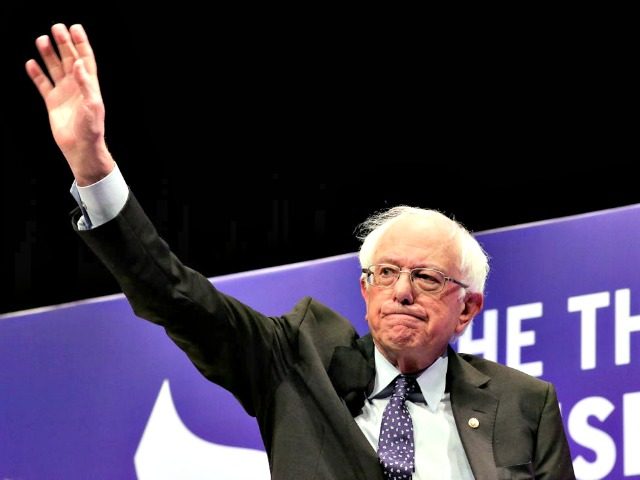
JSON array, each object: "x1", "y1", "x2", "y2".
[{"x1": 26, "y1": 23, "x2": 114, "y2": 186}]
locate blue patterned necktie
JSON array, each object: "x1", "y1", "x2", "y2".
[{"x1": 378, "y1": 375, "x2": 417, "y2": 479}]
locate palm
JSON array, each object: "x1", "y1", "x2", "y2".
[{"x1": 45, "y1": 72, "x2": 100, "y2": 154}]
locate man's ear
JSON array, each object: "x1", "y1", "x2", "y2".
[
  {"x1": 360, "y1": 276, "x2": 368, "y2": 300},
  {"x1": 455, "y1": 292, "x2": 484, "y2": 335}
]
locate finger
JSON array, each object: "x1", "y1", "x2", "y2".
[
  {"x1": 72, "y1": 58, "x2": 100, "y2": 102},
  {"x1": 51, "y1": 23, "x2": 80, "y2": 76},
  {"x1": 35, "y1": 34, "x2": 65, "y2": 83},
  {"x1": 25, "y1": 59, "x2": 54, "y2": 99},
  {"x1": 69, "y1": 24, "x2": 97, "y2": 76}
]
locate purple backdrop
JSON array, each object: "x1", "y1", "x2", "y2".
[{"x1": 2, "y1": 205, "x2": 639, "y2": 479}]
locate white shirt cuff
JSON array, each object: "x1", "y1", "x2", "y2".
[{"x1": 70, "y1": 164, "x2": 129, "y2": 230}]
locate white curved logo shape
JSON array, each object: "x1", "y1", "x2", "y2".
[{"x1": 135, "y1": 380, "x2": 270, "y2": 479}]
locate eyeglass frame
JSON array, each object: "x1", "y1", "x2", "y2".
[{"x1": 361, "y1": 263, "x2": 469, "y2": 294}]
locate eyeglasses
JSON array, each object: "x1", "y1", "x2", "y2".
[{"x1": 362, "y1": 264, "x2": 468, "y2": 294}]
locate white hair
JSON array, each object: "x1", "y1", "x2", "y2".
[{"x1": 355, "y1": 206, "x2": 489, "y2": 295}]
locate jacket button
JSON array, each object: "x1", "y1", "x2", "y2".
[{"x1": 468, "y1": 417, "x2": 480, "y2": 429}]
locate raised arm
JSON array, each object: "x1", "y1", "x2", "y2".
[{"x1": 25, "y1": 23, "x2": 114, "y2": 186}]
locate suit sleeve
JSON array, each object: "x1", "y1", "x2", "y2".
[
  {"x1": 73, "y1": 191, "x2": 300, "y2": 416},
  {"x1": 534, "y1": 382, "x2": 576, "y2": 479}
]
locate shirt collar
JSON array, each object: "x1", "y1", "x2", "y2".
[{"x1": 370, "y1": 346, "x2": 448, "y2": 413}]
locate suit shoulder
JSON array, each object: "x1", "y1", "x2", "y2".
[
  {"x1": 282, "y1": 297, "x2": 357, "y2": 337},
  {"x1": 285, "y1": 297, "x2": 352, "y2": 324},
  {"x1": 281, "y1": 297, "x2": 359, "y2": 369}
]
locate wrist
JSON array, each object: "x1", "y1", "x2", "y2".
[{"x1": 68, "y1": 142, "x2": 116, "y2": 187}]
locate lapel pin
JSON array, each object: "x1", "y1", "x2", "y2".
[{"x1": 468, "y1": 417, "x2": 480, "y2": 429}]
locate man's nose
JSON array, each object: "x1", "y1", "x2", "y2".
[{"x1": 393, "y1": 271, "x2": 415, "y2": 304}]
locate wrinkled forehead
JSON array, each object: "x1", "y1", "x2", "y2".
[{"x1": 374, "y1": 215, "x2": 461, "y2": 271}]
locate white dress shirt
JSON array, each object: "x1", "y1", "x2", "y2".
[{"x1": 355, "y1": 347, "x2": 475, "y2": 479}]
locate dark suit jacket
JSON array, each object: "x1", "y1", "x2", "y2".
[{"x1": 74, "y1": 193, "x2": 575, "y2": 479}]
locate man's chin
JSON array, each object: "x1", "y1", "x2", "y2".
[{"x1": 384, "y1": 328, "x2": 421, "y2": 350}]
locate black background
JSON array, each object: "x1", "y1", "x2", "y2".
[{"x1": 2, "y1": 5, "x2": 637, "y2": 314}]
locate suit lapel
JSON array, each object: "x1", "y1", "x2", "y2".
[
  {"x1": 447, "y1": 346, "x2": 499, "y2": 479},
  {"x1": 327, "y1": 334, "x2": 376, "y2": 416},
  {"x1": 325, "y1": 334, "x2": 382, "y2": 479}
]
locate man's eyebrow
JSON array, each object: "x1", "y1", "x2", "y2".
[{"x1": 375, "y1": 257, "x2": 446, "y2": 271}]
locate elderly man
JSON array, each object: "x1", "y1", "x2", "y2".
[{"x1": 26, "y1": 23, "x2": 575, "y2": 479}]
